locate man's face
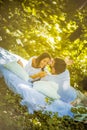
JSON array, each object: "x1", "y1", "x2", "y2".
[
  {"x1": 50, "y1": 58, "x2": 55, "y2": 67},
  {"x1": 50, "y1": 60, "x2": 56, "y2": 74},
  {"x1": 51, "y1": 66, "x2": 56, "y2": 74}
]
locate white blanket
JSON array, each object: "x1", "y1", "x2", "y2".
[{"x1": 0, "y1": 47, "x2": 73, "y2": 117}]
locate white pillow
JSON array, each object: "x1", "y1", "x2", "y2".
[
  {"x1": 0, "y1": 48, "x2": 17, "y2": 65},
  {"x1": 33, "y1": 81, "x2": 60, "y2": 99},
  {"x1": 4, "y1": 61, "x2": 29, "y2": 81}
]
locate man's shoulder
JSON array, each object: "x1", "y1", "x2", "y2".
[
  {"x1": 56, "y1": 69, "x2": 70, "y2": 78},
  {"x1": 65, "y1": 69, "x2": 70, "y2": 74}
]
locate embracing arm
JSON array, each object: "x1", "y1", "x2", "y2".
[{"x1": 30, "y1": 71, "x2": 47, "y2": 79}]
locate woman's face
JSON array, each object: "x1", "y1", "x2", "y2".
[{"x1": 39, "y1": 58, "x2": 50, "y2": 68}]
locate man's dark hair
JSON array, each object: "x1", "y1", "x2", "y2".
[{"x1": 54, "y1": 58, "x2": 66, "y2": 74}]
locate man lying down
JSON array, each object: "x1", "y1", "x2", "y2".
[
  {"x1": 0, "y1": 64, "x2": 74, "y2": 117},
  {"x1": 0, "y1": 47, "x2": 74, "y2": 117},
  {"x1": 0, "y1": 47, "x2": 86, "y2": 118}
]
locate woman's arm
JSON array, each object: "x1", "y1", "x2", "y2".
[{"x1": 30, "y1": 71, "x2": 47, "y2": 79}]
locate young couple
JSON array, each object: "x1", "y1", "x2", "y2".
[
  {"x1": 18, "y1": 52, "x2": 87, "y2": 106},
  {"x1": 19, "y1": 52, "x2": 69, "y2": 79}
]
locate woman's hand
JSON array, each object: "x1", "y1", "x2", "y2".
[
  {"x1": 64, "y1": 56, "x2": 74, "y2": 65},
  {"x1": 17, "y1": 59, "x2": 23, "y2": 67}
]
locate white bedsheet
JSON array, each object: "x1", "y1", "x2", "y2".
[{"x1": 0, "y1": 48, "x2": 73, "y2": 117}]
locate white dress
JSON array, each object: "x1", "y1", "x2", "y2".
[
  {"x1": 24, "y1": 56, "x2": 41, "y2": 76},
  {"x1": 0, "y1": 47, "x2": 74, "y2": 117}
]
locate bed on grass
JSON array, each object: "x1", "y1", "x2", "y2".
[{"x1": 0, "y1": 47, "x2": 76, "y2": 117}]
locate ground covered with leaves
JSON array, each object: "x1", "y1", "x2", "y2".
[{"x1": 0, "y1": 78, "x2": 87, "y2": 130}]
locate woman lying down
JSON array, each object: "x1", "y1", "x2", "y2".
[{"x1": 0, "y1": 48, "x2": 86, "y2": 118}]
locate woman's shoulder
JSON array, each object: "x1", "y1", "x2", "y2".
[
  {"x1": 28, "y1": 56, "x2": 37, "y2": 61},
  {"x1": 26, "y1": 56, "x2": 37, "y2": 65}
]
